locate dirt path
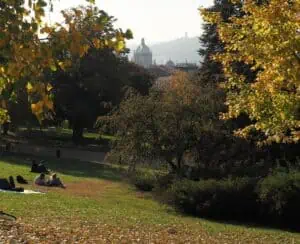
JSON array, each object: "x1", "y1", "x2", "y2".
[{"x1": 13, "y1": 144, "x2": 107, "y2": 163}]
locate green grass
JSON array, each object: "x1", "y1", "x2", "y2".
[
  {"x1": 1, "y1": 156, "x2": 300, "y2": 243},
  {"x1": 17, "y1": 127, "x2": 100, "y2": 140},
  {"x1": 17, "y1": 126, "x2": 115, "y2": 140},
  {"x1": 14, "y1": 127, "x2": 115, "y2": 152}
]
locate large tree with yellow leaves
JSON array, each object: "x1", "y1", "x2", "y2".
[
  {"x1": 201, "y1": 0, "x2": 300, "y2": 144},
  {"x1": 0, "y1": 0, "x2": 131, "y2": 124}
]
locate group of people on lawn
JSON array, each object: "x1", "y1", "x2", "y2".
[
  {"x1": 0, "y1": 160, "x2": 65, "y2": 192},
  {"x1": 31, "y1": 160, "x2": 65, "y2": 188},
  {"x1": 34, "y1": 173, "x2": 65, "y2": 188}
]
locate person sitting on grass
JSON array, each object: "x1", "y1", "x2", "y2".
[
  {"x1": 48, "y1": 173, "x2": 65, "y2": 188},
  {"x1": 34, "y1": 173, "x2": 47, "y2": 186},
  {"x1": 31, "y1": 160, "x2": 49, "y2": 174}
]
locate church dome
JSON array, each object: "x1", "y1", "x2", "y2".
[
  {"x1": 166, "y1": 59, "x2": 175, "y2": 67},
  {"x1": 136, "y1": 38, "x2": 152, "y2": 54},
  {"x1": 133, "y1": 38, "x2": 153, "y2": 68}
]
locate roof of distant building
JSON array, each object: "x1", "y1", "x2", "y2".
[
  {"x1": 148, "y1": 65, "x2": 173, "y2": 78},
  {"x1": 176, "y1": 62, "x2": 198, "y2": 68},
  {"x1": 135, "y1": 38, "x2": 152, "y2": 54},
  {"x1": 166, "y1": 60, "x2": 175, "y2": 67}
]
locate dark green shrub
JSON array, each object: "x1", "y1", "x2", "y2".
[
  {"x1": 155, "y1": 173, "x2": 177, "y2": 189},
  {"x1": 257, "y1": 169, "x2": 300, "y2": 227},
  {"x1": 168, "y1": 177, "x2": 259, "y2": 221},
  {"x1": 131, "y1": 170, "x2": 157, "y2": 192}
]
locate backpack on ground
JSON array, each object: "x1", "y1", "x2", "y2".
[{"x1": 16, "y1": 175, "x2": 28, "y2": 184}]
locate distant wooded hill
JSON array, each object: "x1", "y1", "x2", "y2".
[{"x1": 128, "y1": 36, "x2": 202, "y2": 65}]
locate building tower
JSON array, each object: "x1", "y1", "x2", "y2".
[{"x1": 133, "y1": 38, "x2": 153, "y2": 68}]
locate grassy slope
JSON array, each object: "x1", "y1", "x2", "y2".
[{"x1": 0, "y1": 156, "x2": 300, "y2": 243}]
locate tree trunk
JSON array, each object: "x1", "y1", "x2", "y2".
[
  {"x1": 177, "y1": 153, "x2": 183, "y2": 171},
  {"x1": 39, "y1": 124, "x2": 44, "y2": 136},
  {"x1": 167, "y1": 159, "x2": 178, "y2": 173},
  {"x1": 2, "y1": 122, "x2": 9, "y2": 135},
  {"x1": 72, "y1": 124, "x2": 84, "y2": 145}
]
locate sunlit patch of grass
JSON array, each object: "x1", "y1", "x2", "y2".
[{"x1": 1, "y1": 157, "x2": 300, "y2": 243}]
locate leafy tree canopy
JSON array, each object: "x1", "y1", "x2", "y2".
[
  {"x1": 0, "y1": 0, "x2": 132, "y2": 123},
  {"x1": 201, "y1": 0, "x2": 300, "y2": 144},
  {"x1": 101, "y1": 72, "x2": 224, "y2": 173}
]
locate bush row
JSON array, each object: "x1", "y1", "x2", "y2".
[
  {"x1": 130, "y1": 170, "x2": 158, "y2": 192},
  {"x1": 167, "y1": 170, "x2": 300, "y2": 229},
  {"x1": 130, "y1": 167, "x2": 300, "y2": 229}
]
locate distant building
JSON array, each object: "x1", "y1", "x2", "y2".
[
  {"x1": 133, "y1": 38, "x2": 152, "y2": 68},
  {"x1": 175, "y1": 62, "x2": 198, "y2": 73},
  {"x1": 166, "y1": 59, "x2": 175, "y2": 68}
]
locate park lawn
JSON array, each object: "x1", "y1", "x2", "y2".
[
  {"x1": 17, "y1": 127, "x2": 115, "y2": 141},
  {"x1": 0, "y1": 157, "x2": 300, "y2": 243},
  {"x1": 13, "y1": 127, "x2": 115, "y2": 152}
]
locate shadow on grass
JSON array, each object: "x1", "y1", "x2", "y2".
[
  {"x1": 202, "y1": 216, "x2": 300, "y2": 235},
  {"x1": 162, "y1": 199, "x2": 300, "y2": 234},
  {"x1": 17, "y1": 129, "x2": 111, "y2": 151},
  {"x1": 0, "y1": 153, "x2": 125, "y2": 182}
]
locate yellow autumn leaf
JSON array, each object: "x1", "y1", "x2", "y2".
[
  {"x1": 26, "y1": 82, "x2": 34, "y2": 92},
  {"x1": 46, "y1": 83, "x2": 53, "y2": 92},
  {"x1": 116, "y1": 41, "x2": 125, "y2": 52},
  {"x1": 92, "y1": 38, "x2": 101, "y2": 49}
]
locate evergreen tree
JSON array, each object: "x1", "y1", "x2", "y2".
[
  {"x1": 198, "y1": 0, "x2": 242, "y2": 83},
  {"x1": 198, "y1": 0, "x2": 258, "y2": 161},
  {"x1": 198, "y1": 0, "x2": 258, "y2": 130}
]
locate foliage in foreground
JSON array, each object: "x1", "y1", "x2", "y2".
[
  {"x1": 0, "y1": 0, "x2": 131, "y2": 123},
  {"x1": 201, "y1": 0, "x2": 300, "y2": 144}
]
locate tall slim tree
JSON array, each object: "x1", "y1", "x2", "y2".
[{"x1": 198, "y1": 0, "x2": 242, "y2": 84}]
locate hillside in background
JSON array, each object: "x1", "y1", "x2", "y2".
[{"x1": 128, "y1": 36, "x2": 202, "y2": 65}]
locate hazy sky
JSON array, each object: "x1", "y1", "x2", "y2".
[{"x1": 49, "y1": 0, "x2": 214, "y2": 45}]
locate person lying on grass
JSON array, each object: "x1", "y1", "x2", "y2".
[
  {"x1": 34, "y1": 173, "x2": 65, "y2": 188},
  {"x1": 0, "y1": 177, "x2": 24, "y2": 192},
  {"x1": 34, "y1": 173, "x2": 47, "y2": 186},
  {"x1": 47, "y1": 173, "x2": 65, "y2": 188}
]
